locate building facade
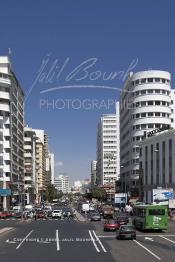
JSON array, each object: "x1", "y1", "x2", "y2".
[
  {"x1": 0, "y1": 56, "x2": 24, "y2": 210},
  {"x1": 139, "y1": 128, "x2": 175, "y2": 203},
  {"x1": 54, "y1": 175, "x2": 69, "y2": 194},
  {"x1": 120, "y1": 70, "x2": 173, "y2": 196},
  {"x1": 91, "y1": 160, "x2": 97, "y2": 187},
  {"x1": 24, "y1": 127, "x2": 36, "y2": 205},
  {"x1": 96, "y1": 110, "x2": 120, "y2": 197}
]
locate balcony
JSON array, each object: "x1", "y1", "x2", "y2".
[
  {"x1": 24, "y1": 137, "x2": 32, "y2": 142},
  {"x1": 0, "y1": 104, "x2": 10, "y2": 112},
  {"x1": 4, "y1": 153, "x2": 10, "y2": 161},
  {"x1": 24, "y1": 152, "x2": 32, "y2": 158},
  {"x1": 0, "y1": 91, "x2": 10, "y2": 100},
  {"x1": 3, "y1": 141, "x2": 10, "y2": 148},
  {"x1": 24, "y1": 145, "x2": 32, "y2": 150},
  {"x1": 24, "y1": 176, "x2": 32, "y2": 181},
  {"x1": 4, "y1": 165, "x2": 11, "y2": 172}
]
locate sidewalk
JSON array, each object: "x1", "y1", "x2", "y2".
[{"x1": 70, "y1": 207, "x2": 87, "y2": 222}]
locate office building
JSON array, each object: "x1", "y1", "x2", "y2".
[
  {"x1": 54, "y1": 174, "x2": 69, "y2": 194},
  {"x1": 139, "y1": 128, "x2": 175, "y2": 203},
  {"x1": 96, "y1": 108, "x2": 120, "y2": 196},
  {"x1": 120, "y1": 70, "x2": 173, "y2": 196}
]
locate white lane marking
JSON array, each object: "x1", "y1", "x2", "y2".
[
  {"x1": 133, "y1": 240, "x2": 161, "y2": 260},
  {"x1": 16, "y1": 230, "x2": 33, "y2": 250},
  {"x1": 98, "y1": 235, "x2": 116, "y2": 238},
  {"x1": 56, "y1": 230, "x2": 60, "y2": 251},
  {"x1": 145, "y1": 237, "x2": 154, "y2": 242},
  {"x1": 92, "y1": 230, "x2": 107, "y2": 253},
  {"x1": 159, "y1": 236, "x2": 175, "y2": 244},
  {"x1": 6, "y1": 239, "x2": 16, "y2": 244},
  {"x1": 89, "y1": 230, "x2": 100, "y2": 253}
]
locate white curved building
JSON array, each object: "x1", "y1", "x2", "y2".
[
  {"x1": 120, "y1": 70, "x2": 173, "y2": 196},
  {"x1": 0, "y1": 57, "x2": 24, "y2": 210}
]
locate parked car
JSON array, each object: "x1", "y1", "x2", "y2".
[
  {"x1": 0, "y1": 211, "x2": 12, "y2": 219},
  {"x1": 90, "y1": 212, "x2": 101, "y2": 221},
  {"x1": 116, "y1": 225, "x2": 136, "y2": 240},
  {"x1": 104, "y1": 219, "x2": 118, "y2": 231},
  {"x1": 52, "y1": 210, "x2": 62, "y2": 218}
]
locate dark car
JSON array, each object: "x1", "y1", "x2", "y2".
[
  {"x1": 36, "y1": 211, "x2": 45, "y2": 219},
  {"x1": 104, "y1": 219, "x2": 118, "y2": 231},
  {"x1": 116, "y1": 225, "x2": 136, "y2": 240},
  {"x1": 116, "y1": 216, "x2": 129, "y2": 227},
  {"x1": 90, "y1": 212, "x2": 101, "y2": 221},
  {"x1": 13, "y1": 211, "x2": 22, "y2": 218}
]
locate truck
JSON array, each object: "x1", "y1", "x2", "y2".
[
  {"x1": 81, "y1": 203, "x2": 90, "y2": 213},
  {"x1": 102, "y1": 205, "x2": 114, "y2": 218}
]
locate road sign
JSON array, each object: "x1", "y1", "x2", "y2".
[{"x1": 0, "y1": 188, "x2": 11, "y2": 196}]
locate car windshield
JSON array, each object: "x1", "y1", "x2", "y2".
[
  {"x1": 121, "y1": 226, "x2": 134, "y2": 231},
  {"x1": 107, "y1": 220, "x2": 116, "y2": 224}
]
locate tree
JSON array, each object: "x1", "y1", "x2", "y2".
[
  {"x1": 45, "y1": 185, "x2": 63, "y2": 202},
  {"x1": 91, "y1": 188, "x2": 107, "y2": 201}
]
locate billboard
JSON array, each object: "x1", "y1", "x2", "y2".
[
  {"x1": 114, "y1": 193, "x2": 127, "y2": 204},
  {"x1": 153, "y1": 188, "x2": 174, "y2": 205}
]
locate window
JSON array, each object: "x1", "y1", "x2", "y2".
[
  {"x1": 136, "y1": 91, "x2": 139, "y2": 96},
  {"x1": 141, "y1": 90, "x2": 146, "y2": 94},
  {"x1": 155, "y1": 112, "x2": 160, "y2": 117},
  {"x1": 155, "y1": 101, "x2": 160, "y2": 105},
  {"x1": 171, "y1": 119, "x2": 174, "y2": 122},
  {"x1": 141, "y1": 78, "x2": 146, "y2": 84},
  {"x1": 148, "y1": 124, "x2": 154, "y2": 128},
  {"x1": 155, "y1": 124, "x2": 160, "y2": 128},
  {"x1": 141, "y1": 124, "x2": 146, "y2": 129},
  {"x1": 136, "y1": 125, "x2": 140, "y2": 130},
  {"x1": 155, "y1": 78, "x2": 160, "y2": 83},
  {"x1": 135, "y1": 80, "x2": 139, "y2": 85},
  {"x1": 162, "y1": 113, "x2": 166, "y2": 117},
  {"x1": 148, "y1": 101, "x2": 153, "y2": 106},
  {"x1": 148, "y1": 89, "x2": 153, "y2": 94},
  {"x1": 149, "y1": 209, "x2": 165, "y2": 216},
  {"x1": 136, "y1": 114, "x2": 140, "y2": 118},
  {"x1": 141, "y1": 113, "x2": 146, "y2": 117},
  {"x1": 148, "y1": 78, "x2": 153, "y2": 83},
  {"x1": 155, "y1": 89, "x2": 160, "y2": 94},
  {"x1": 162, "y1": 101, "x2": 166, "y2": 106},
  {"x1": 141, "y1": 101, "x2": 146, "y2": 106},
  {"x1": 171, "y1": 100, "x2": 174, "y2": 104},
  {"x1": 162, "y1": 90, "x2": 166, "y2": 94},
  {"x1": 162, "y1": 79, "x2": 166, "y2": 83},
  {"x1": 148, "y1": 112, "x2": 153, "y2": 117}
]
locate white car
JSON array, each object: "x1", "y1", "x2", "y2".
[{"x1": 52, "y1": 210, "x2": 62, "y2": 218}]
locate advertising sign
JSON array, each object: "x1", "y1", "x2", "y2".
[
  {"x1": 153, "y1": 188, "x2": 174, "y2": 205},
  {"x1": 169, "y1": 199, "x2": 175, "y2": 209},
  {"x1": 114, "y1": 193, "x2": 127, "y2": 204}
]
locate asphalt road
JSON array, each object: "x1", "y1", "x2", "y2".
[{"x1": 1, "y1": 212, "x2": 175, "y2": 262}]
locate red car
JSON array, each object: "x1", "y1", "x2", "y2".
[
  {"x1": 0, "y1": 211, "x2": 12, "y2": 219},
  {"x1": 104, "y1": 219, "x2": 118, "y2": 231},
  {"x1": 116, "y1": 216, "x2": 129, "y2": 228},
  {"x1": 36, "y1": 211, "x2": 45, "y2": 219}
]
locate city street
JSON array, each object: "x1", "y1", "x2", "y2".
[{"x1": 1, "y1": 216, "x2": 175, "y2": 262}]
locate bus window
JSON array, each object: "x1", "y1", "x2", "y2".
[{"x1": 149, "y1": 209, "x2": 165, "y2": 216}]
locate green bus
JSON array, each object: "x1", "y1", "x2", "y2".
[{"x1": 132, "y1": 205, "x2": 168, "y2": 231}]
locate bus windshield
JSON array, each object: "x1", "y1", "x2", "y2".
[{"x1": 149, "y1": 209, "x2": 165, "y2": 216}]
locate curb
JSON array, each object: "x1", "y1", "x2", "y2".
[{"x1": 0, "y1": 227, "x2": 14, "y2": 235}]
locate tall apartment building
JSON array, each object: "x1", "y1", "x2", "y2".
[
  {"x1": 49, "y1": 153, "x2": 55, "y2": 185},
  {"x1": 0, "y1": 56, "x2": 24, "y2": 210},
  {"x1": 24, "y1": 127, "x2": 36, "y2": 205},
  {"x1": 120, "y1": 70, "x2": 174, "y2": 197},
  {"x1": 33, "y1": 129, "x2": 46, "y2": 202},
  {"x1": 91, "y1": 160, "x2": 97, "y2": 187},
  {"x1": 96, "y1": 107, "x2": 120, "y2": 192},
  {"x1": 54, "y1": 174, "x2": 69, "y2": 194}
]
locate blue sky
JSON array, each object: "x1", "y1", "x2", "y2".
[{"x1": 0, "y1": 0, "x2": 175, "y2": 184}]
